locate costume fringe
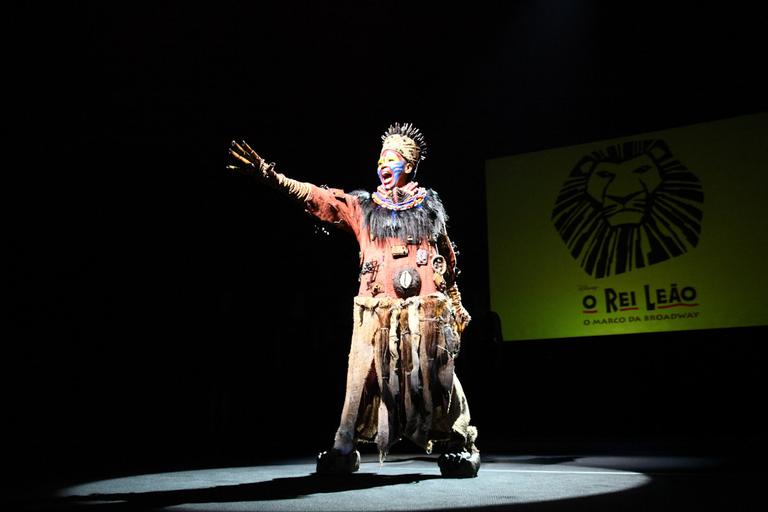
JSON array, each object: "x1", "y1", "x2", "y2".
[{"x1": 334, "y1": 294, "x2": 473, "y2": 461}]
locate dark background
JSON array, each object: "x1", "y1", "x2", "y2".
[{"x1": 7, "y1": 1, "x2": 767, "y2": 486}]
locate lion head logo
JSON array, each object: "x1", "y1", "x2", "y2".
[{"x1": 551, "y1": 139, "x2": 703, "y2": 278}]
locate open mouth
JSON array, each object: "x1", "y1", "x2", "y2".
[{"x1": 379, "y1": 168, "x2": 394, "y2": 187}]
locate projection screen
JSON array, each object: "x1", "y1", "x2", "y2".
[{"x1": 486, "y1": 113, "x2": 768, "y2": 341}]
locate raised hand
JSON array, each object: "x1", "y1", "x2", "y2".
[{"x1": 227, "y1": 140, "x2": 277, "y2": 181}]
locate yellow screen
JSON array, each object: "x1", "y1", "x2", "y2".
[{"x1": 486, "y1": 114, "x2": 768, "y2": 340}]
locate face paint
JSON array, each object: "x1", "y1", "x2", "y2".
[{"x1": 377, "y1": 149, "x2": 408, "y2": 190}]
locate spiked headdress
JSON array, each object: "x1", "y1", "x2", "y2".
[{"x1": 381, "y1": 122, "x2": 428, "y2": 174}]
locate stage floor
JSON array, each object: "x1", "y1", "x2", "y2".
[{"x1": 15, "y1": 453, "x2": 763, "y2": 511}]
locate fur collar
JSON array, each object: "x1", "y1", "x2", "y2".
[{"x1": 352, "y1": 189, "x2": 448, "y2": 243}]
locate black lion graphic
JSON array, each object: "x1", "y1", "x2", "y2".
[{"x1": 551, "y1": 139, "x2": 703, "y2": 278}]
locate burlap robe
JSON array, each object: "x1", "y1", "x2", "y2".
[{"x1": 333, "y1": 293, "x2": 476, "y2": 458}]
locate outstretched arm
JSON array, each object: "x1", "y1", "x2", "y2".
[
  {"x1": 228, "y1": 140, "x2": 312, "y2": 202},
  {"x1": 228, "y1": 140, "x2": 359, "y2": 234}
]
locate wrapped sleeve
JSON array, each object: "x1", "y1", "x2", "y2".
[
  {"x1": 303, "y1": 184, "x2": 361, "y2": 237},
  {"x1": 264, "y1": 168, "x2": 361, "y2": 237}
]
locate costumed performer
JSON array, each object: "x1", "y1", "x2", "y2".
[{"x1": 228, "y1": 123, "x2": 480, "y2": 478}]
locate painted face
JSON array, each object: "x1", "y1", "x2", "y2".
[{"x1": 377, "y1": 149, "x2": 410, "y2": 189}]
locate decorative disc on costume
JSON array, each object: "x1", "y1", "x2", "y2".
[
  {"x1": 432, "y1": 254, "x2": 448, "y2": 275},
  {"x1": 372, "y1": 187, "x2": 428, "y2": 211},
  {"x1": 393, "y1": 267, "x2": 422, "y2": 298}
]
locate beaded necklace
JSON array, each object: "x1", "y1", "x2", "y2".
[{"x1": 371, "y1": 187, "x2": 428, "y2": 211}]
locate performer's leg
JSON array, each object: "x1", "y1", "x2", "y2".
[
  {"x1": 317, "y1": 298, "x2": 381, "y2": 474},
  {"x1": 332, "y1": 360, "x2": 377, "y2": 454},
  {"x1": 399, "y1": 294, "x2": 479, "y2": 476},
  {"x1": 437, "y1": 375, "x2": 481, "y2": 478}
]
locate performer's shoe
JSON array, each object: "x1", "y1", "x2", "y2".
[
  {"x1": 316, "y1": 449, "x2": 361, "y2": 475},
  {"x1": 438, "y1": 448, "x2": 480, "y2": 478}
]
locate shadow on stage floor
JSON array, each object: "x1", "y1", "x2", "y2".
[
  {"x1": 11, "y1": 451, "x2": 765, "y2": 512},
  {"x1": 56, "y1": 472, "x2": 440, "y2": 510}
]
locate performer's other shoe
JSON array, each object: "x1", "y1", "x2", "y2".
[
  {"x1": 438, "y1": 448, "x2": 480, "y2": 478},
  {"x1": 316, "y1": 449, "x2": 361, "y2": 475}
]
